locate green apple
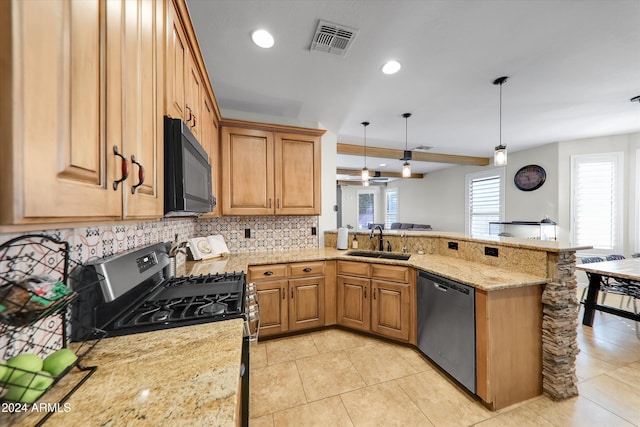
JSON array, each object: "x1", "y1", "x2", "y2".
[
  {"x1": 43, "y1": 348, "x2": 77, "y2": 377},
  {"x1": 0, "y1": 361, "x2": 8, "y2": 383},
  {"x1": 5, "y1": 354, "x2": 44, "y2": 385},
  {"x1": 4, "y1": 371, "x2": 53, "y2": 403}
]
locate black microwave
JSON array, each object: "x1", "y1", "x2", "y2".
[{"x1": 164, "y1": 117, "x2": 215, "y2": 216}]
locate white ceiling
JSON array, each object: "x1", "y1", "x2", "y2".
[{"x1": 187, "y1": 0, "x2": 640, "y2": 176}]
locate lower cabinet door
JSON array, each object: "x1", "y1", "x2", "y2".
[
  {"x1": 337, "y1": 275, "x2": 371, "y2": 332},
  {"x1": 371, "y1": 279, "x2": 410, "y2": 341},
  {"x1": 289, "y1": 277, "x2": 325, "y2": 331},
  {"x1": 256, "y1": 279, "x2": 288, "y2": 337}
]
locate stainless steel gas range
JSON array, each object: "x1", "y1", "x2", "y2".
[{"x1": 70, "y1": 242, "x2": 258, "y2": 426}]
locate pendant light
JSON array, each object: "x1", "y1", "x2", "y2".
[
  {"x1": 401, "y1": 113, "x2": 412, "y2": 177},
  {"x1": 493, "y1": 76, "x2": 508, "y2": 166},
  {"x1": 361, "y1": 121, "x2": 370, "y2": 184}
]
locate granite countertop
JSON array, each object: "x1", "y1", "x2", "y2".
[
  {"x1": 5, "y1": 319, "x2": 245, "y2": 427},
  {"x1": 325, "y1": 229, "x2": 590, "y2": 253},
  {"x1": 186, "y1": 248, "x2": 548, "y2": 291}
]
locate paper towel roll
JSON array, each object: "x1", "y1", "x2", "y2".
[{"x1": 337, "y1": 228, "x2": 349, "y2": 250}]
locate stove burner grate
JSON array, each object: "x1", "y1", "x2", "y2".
[{"x1": 114, "y1": 291, "x2": 241, "y2": 329}]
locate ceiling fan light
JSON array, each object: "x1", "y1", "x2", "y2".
[
  {"x1": 402, "y1": 161, "x2": 411, "y2": 178},
  {"x1": 494, "y1": 145, "x2": 507, "y2": 166}
]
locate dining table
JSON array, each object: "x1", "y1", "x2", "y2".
[{"x1": 576, "y1": 257, "x2": 640, "y2": 326}]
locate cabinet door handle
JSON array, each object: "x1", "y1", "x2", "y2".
[
  {"x1": 291, "y1": 288, "x2": 294, "y2": 299},
  {"x1": 268, "y1": 198, "x2": 272, "y2": 208},
  {"x1": 303, "y1": 267, "x2": 312, "y2": 272},
  {"x1": 282, "y1": 288, "x2": 285, "y2": 299},
  {"x1": 277, "y1": 198, "x2": 280, "y2": 209},
  {"x1": 130, "y1": 155, "x2": 145, "y2": 194},
  {"x1": 185, "y1": 104, "x2": 193, "y2": 123},
  {"x1": 364, "y1": 288, "x2": 367, "y2": 299},
  {"x1": 191, "y1": 115, "x2": 197, "y2": 129},
  {"x1": 112, "y1": 145, "x2": 129, "y2": 190},
  {"x1": 373, "y1": 288, "x2": 377, "y2": 300},
  {"x1": 263, "y1": 271, "x2": 273, "y2": 276}
]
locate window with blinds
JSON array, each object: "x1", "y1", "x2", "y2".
[
  {"x1": 357, "y1": 191, "x2": 375, "y2": 229},
  {"x1": 385, "y1": 189, "x2": 398, "y2": 229},
  {"x1": 466, "y1": 169, "x2": 504, "y2": 235},
  {"x1": 571, "y1": 153, "x2": 623, "y2": 252}
]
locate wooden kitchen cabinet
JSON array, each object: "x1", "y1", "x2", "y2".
[
  {"x1": 475, "y1": 286, "x2": 543, "y2": 410},
  {"x1": 289, "y1": 276, "x2": 325, "y2": 331},
  {"x1": 199, "y1": 93, "x2": 221, "y2": 217},
  {"x1": 165, "y1": 0, "x2": 207, "y2": 138},
  {"x1": 0, "y1": 0, "x2": 163, "y2": 225},
  {"x1": 220, "y1": 120, "x2": 324, "y2": 216},
  {"x1": 249, "y1": 262, "x2": 325, "y2": 338},
  {"x1": 371, "y1": 279, "x2": 411, "y2": 342},
  {"x1": 337, "y1": 261, "x2": 415, "y2": 343},
  {"x1": 336, "y1": 275, "x2": 371, "y2": 332},
  {"x1": 255, "y1": 279, "x2": 289, "y2": 336},
  {"x1": 118, "y1": 0, "x2": 165, "y2": 218}
]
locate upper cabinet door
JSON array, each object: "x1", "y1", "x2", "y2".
[
  {"x1": 165, "y1": 0, "x2": 187, "y2": 121},
  {"x1": 221, "y1": 126, "x2": 275, "y2": 215},
  {"x1": 119, "y1": 0, "x2": 164, "y2": 218},
  {"x1": 3, "y1": 0, "x2": 122, "y2": 224},
  {"x1": 185, "y1": 53, "x2": 202, "y2": 138},
  {"x1": 275, "y1": 132, "x2": 321, "y2": 215},
  {"x1": 200, "y1": 94, "x2": 220, "y2": 218}
]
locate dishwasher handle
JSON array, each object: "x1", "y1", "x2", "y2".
[{"x1": 434, "y1": 283, "x2": 449, "y2": 292}]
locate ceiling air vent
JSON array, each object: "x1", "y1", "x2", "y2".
[{"x1": 310, "y1": 20, "x2": 358, "y2": 56}]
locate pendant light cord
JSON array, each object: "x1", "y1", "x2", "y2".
[
  {"x1": 405, "y1": 116, "x2": 408, "y2": 151},
  {"x1": 499, "y1": 83, "x2": 502, "y2": 147}
]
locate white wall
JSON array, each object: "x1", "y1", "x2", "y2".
[{"x1": 317, "y1": 125, "x2": 337, "y2": 246}]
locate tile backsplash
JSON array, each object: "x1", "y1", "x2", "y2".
[{"x1": 0, "y1": 216, "x2": 319, "y2": 265}]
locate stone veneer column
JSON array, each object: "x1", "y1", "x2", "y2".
[{"x1": 540, "y1": 251, "x2": 580, "y2": 400}]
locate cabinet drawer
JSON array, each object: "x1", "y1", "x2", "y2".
[
  {"x1": 248, "y1": 264, "x2": 288, "y2": 281},
  {"x1": 337, "y1": 261, "x2": 370, "y2": 278},
  {"x1": 371, "y1": 264, "x2": 410, "y2": 283},
  {"x1": 289, "y1": 261, "x2": 325, "y2": 278}
]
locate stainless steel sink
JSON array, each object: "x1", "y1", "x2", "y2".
[{"x1": 345, "y1": 251, "x2": 410, "y2": 261}]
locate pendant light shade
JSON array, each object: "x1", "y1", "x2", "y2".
[
  {"x1": 361, "y1": 121, "x2": 370, "y2": 183},
  {"x1": 493, "y1": 76, "x2": 508, "y2": 166},
  {"x1": 401, "y1": 113, "x2": 411, "y2": 177}
]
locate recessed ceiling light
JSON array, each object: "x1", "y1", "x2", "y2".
[
  {"x1": 379, "y1": 163, "x2": 387, "y2": 167},
  {"x1": 382, "y1": 60, "x2": 401, "y2": 75},
  {"x1": 252, "y1": 29, "x2": 274, "y2": 48}
]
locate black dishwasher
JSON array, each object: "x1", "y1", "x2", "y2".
[{"x1": 417, "y1": 271, "x2": 476, "y2": 393}]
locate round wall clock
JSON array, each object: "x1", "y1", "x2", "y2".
[{"x1": 514, "y1": 164, "x2": 546, "y2": 191}]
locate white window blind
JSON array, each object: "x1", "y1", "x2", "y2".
[
  {"x1": 571, "y1": 153, "x2": 623, "y2": 252},
  {"x1": 466, "y1": 169, "x2": 504, "y2": 236},
  {"x1": 385, "y1": 190, "x2": 398, "y2": 229}
]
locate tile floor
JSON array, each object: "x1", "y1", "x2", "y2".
[{"x1": 249, "y1": 297, "x2": 640, "y2": 426}]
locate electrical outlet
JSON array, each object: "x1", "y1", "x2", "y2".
[
  {"x1": 485, "y1": 246, "x2": 499, "y2": 257},
  {"x1": 245, "y1": 228, "x2": 251, "y2": 238},
  {"x1": 311, "y1": 227, "x2": 317, "y2": 236},
  {"x1": 448, "y1": 241, "x2": 458, "y2": 250}
]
